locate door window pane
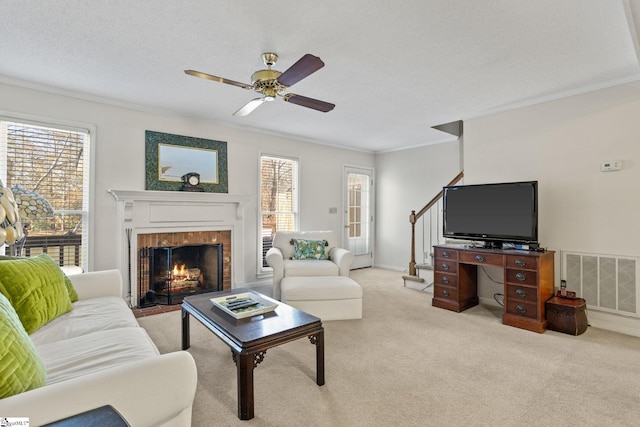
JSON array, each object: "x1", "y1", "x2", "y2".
[{"x1": 347, "y1": 173, "x2": 370, "y2": 255}]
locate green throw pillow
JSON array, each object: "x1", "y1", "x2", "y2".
[
  {"x1": 0, "y1": 292, "x2": 46, "y2": 398},
  {"x1": 64, "y1": 275, "x2": 79, "y2": 303},
  {"x1": 0, "y1": 255, "x2": 78, "y2": 302},
  {"x1": 291, "y1": 239, "x2": 328, "y2": 260},
  {"x1": 0, "y1": 254, "x2": 73, "y2": 334}
]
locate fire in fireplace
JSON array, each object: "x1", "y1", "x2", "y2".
[{"x1": 139, "y1": 243, "x2": 223, "y2": 306}]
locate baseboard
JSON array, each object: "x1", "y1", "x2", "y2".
[
  {"x1": 478, "y1": 297, "x2": 640, "y2": 338},
  {"x1": 586, "y1": 310, "x2": 640, "y2": 338},
  {"x1": 373, "y1": 263, "x2": 406, "y2": 272},
  {"x1": 233, "y1": 279, "x2": 273, "y2": 297}
]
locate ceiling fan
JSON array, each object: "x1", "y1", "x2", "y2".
[{"x1": 185, "y1": 53, "x2": 335, "y2": 117}]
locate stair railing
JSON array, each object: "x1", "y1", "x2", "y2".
[{"x1": 408, "y1": 171, "x2": 464, "y2": 276}]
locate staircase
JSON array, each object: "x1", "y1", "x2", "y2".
[{"x1": 402, "y1": 171, "x2": 464, "y2": 290}]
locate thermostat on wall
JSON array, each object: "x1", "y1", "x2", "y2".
[{"x1": 601, "y1": 160, "x2": 623, "y2": 172}]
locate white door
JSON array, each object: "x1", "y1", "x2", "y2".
[{"x1": 344, "y1": 166, "x2": 374, "y2": 269}]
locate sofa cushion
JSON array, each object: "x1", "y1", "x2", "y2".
[
  {"x1": 0, "y1": 254, "x2": 72, "y2": 334},
  {"x1": 30, "y1": 296, "x2": 139, "y2": 346},
  {"x1": 283, "y1": 259, "x2": 339, "y2": 277},
  {"x1": 35, "y1": 327, "x2": 160, "y2": 385},
  {"x1": 292, "y1": 238, "x2": 328, "y2": 260},
  {"x1": 0, "y1": 292, "x2": 46, "y2": 398}
]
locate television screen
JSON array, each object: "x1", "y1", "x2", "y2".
[{"x1": 442, "y1": 181, "x2": 538, "y2": 245}]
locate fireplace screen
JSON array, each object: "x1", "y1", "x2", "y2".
[{"x1": 139, "y1": 243, "x2": 223, "y2": 305}]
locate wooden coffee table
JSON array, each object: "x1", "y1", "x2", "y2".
[{"x1": 181, "y1": 289, "x2": 325, "y2": 420}]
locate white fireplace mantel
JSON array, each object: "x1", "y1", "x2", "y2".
[
  {"x1": 108, "y1": 189, "x2": 253, "y2": 306},
  {"x1": 108, "y1": 190, "x2": 251, "y2": 220}
]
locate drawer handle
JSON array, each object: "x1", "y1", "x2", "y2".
[
  {"x1": 515, "y1": 288, "x2": 526, "y2": 297},
  {"x1": 515, "y1": 259, "x2": 526, "y2": 267},
  {"x1": 442, "y1": 276, "x2": 449, "y2": 284},
  {"x1": 516, "y1": 305, "x2": 527, "y2": 314},
  {"x1": 515, "y1": 273, "x2": 526, "y2": 281},
  {"x1": 475, "y1": 255, "x2": 485, "y2": 262},
  {"x1": 442, "y1": 263, "x2": 449, "y2": 270},
  {"x1": 442, "y1": 251, "x2": 450, "y2": 258},
  {"x1": 442, "y1": 289, "x2": 449, "y2": 297}
]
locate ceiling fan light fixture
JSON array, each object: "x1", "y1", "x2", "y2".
[
  {"x1": 262, "y1": 52, "x2": 278, "y2": 67},
  {"x1": 186, "y1": 52, "x2": 334, "y2": 116}
]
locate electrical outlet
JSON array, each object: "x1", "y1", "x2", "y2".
[
  {"x1": 328, "y1": 207, "x2": 338, "y2": 214},
  {"x1": 601, "y1": 160, "x2": 623, "y2": 172}
]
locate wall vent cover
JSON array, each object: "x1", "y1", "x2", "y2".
[{"x1": 562, "y1": 251, "x2": 638, "y2": 317}]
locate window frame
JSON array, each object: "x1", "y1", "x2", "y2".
[
  {"x1": 0, "y1": 113, "x2": 95, "y2": 271},
  {"x1": 258, "y1": 153, "x2": 299, "y2": 275}
]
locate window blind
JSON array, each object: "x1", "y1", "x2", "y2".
[{"x1": 1, "y1": 119, "x2": 90, "y2": 268}]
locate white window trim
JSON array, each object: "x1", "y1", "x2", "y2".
[
  {"x1": 0, "y1": 111, "x2": 96, "y2": 271},
  {"x1": 257, "y1": 152, "x2": 300, "y2": 276}
]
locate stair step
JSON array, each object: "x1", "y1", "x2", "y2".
[{"x1": 402, "y1": 275, "x2": 425, "y2": 284}]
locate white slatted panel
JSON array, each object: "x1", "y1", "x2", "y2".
[{"x1": 562, "y1": 251, "x2": 639, "y2": 317}]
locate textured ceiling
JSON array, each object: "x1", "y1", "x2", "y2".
[{"x1": 1, "y1": 1, "x2": 639, "y2": 152}]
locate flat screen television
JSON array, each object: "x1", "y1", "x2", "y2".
[{"x1": 442, "y1": 181, "x2": 538, "y2": 247}]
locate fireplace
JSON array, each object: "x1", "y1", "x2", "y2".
[
  {"x1": 108, "y1": 190, "x2": 250, "y2": 308},
  {"x1": 139, "y1": 243, "x2": 223, "y2": 305}
]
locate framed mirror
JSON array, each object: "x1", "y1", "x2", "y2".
[{"x1": 145, "y1": 130, "x2": 228, "y2": 192}]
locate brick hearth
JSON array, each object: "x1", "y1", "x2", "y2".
[{"x1": 132, "y1": 304, "x2": 182, "y2": 318}]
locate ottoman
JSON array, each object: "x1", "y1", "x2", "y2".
[{"x1": 280, "y1": 276, "x2": 362, "y2": 320}]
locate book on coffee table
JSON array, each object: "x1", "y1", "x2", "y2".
[{"x1": 211, "y1": 291, "x2": 278, "y2": 319}]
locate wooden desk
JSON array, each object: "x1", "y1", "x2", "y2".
[{"x1": 432, "y1": 245, "x2": 555, "y2": 333}]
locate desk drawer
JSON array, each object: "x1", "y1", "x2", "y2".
[
  {"x1": 506, "y1": 269, "x2": 537, "y2": 286},
  {"x1": 506, "y1": 255, "x2": 538, "y2": 270},
  {"x1": 505, "y1": 299, "x2": 538, "y2": 320},
  {"x1": 434, "y1": 284, "x2": 458, "y2": 301},
  {"x1": 434, "y1": 247, "x2": 458, "y2": 260},
  {"x1": 459, "y1": 251, "x2": 503, "y2": 266},
  {"x1": 505, "y1": 284, "x2": 538, "y2": 304},
  {"x1": 435, "y1": 260, "x2": 457, "y2": 274},
  {"x1": 435, "y1": 272, "x2": 458, "y2": 287}
]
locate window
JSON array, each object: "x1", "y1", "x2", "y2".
[
  {"x1": 259, "y1": 155, "x2": 298, "y2": 270},
  {"x1": 0, "y1": 118, "x2": 91, "y2": 269}
]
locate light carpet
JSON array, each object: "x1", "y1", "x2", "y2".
[{"x1": 138, "y1": 268, "x2": 640, "y2": 426}]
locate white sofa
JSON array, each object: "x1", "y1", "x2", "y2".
[
  {"x1": 265, "y1": 230, "x2": 354, "y2": 300},
  {"x1": 0, "y1": 270, "x2": 197, "y2": 427}
]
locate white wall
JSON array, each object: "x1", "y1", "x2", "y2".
[
  {"x1": 375, "y1": 140, "x2": 461, "y2": 271},
  {"x1": 0, "y1": 81, "x2": 375, "y2": 284},
  {"x1": 464, "y1": 80, "x2": 640, "y2": 335}
]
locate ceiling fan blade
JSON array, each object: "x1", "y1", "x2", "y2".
[
  {"x1": 233, "y1": 98, "x2": 265, "y2": 117},
  {"x1": 184, "y1": 70, "x2": 252, "y2": 90},
  {"x1": 283, "y1": 94, "x2": 335, "y2": 112},
  {"x1": 276, "y1": 54, "x2": 325, "y2": 87}
]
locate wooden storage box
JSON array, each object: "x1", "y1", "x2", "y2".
[{"x1": 545, "y1": 296, "x2": 588, "y2": 335}]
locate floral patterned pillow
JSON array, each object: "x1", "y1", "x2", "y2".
[{"x1": 291, "y1": 239, "x2": 328, "y2": 260}]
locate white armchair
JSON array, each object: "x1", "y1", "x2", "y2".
[{"x1": 265, "y1": 230, "x2": 354, "y2": 300}]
